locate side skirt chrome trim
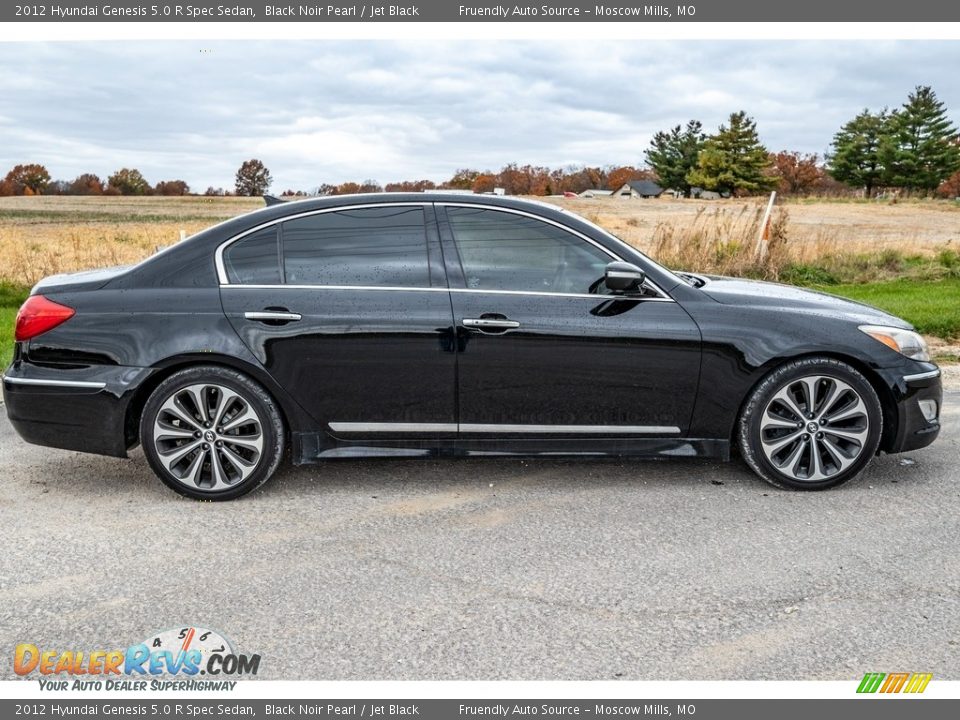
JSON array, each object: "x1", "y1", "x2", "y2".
[
  {"x1": 329, "y1": 422, "x2": 457, "y2": 433},
  {"x1": 460, "y1": 423, "x2": 681, "y2": 435},
  {"x1": 903, "y1": 369, "x2": 941, "y2": 382},
  {"x1": 329, "y1": 422, "x2": 681, "y2": 435},
  {"x1": 2, "y1": 376, "x2": 106, "y2": 389}
]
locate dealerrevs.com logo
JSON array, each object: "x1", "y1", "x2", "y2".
[{"x1": 14, "y1": 627, "x2": 260, "y2": 691}]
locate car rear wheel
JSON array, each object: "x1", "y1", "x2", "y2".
[
  {"x1": 140, "y1": 366, "x2": 284, "y2": 500},
  {"x1": 738, "y1": 357, "x2": 882, "y2": 490}
]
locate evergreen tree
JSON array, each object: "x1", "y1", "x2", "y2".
[
  {"x1": 645, "y1": 120, "x2": 705, "y2": 196},
  {"x1": 827, "y1": 109, "x2": 889, "y2": 197},
  {"x1": 880, "y1": 86, "x2": 960, "y2": 192},
  {"x1": 686, "y1": 112, "x2": 775, "y2": 195}
]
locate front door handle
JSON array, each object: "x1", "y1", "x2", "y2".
[
  {"x1": 462, "y1": 317, "x2": 521, "y2": 333},
  {"x1": 244, "y1": 310, "x2": 302, "y2": 323}
]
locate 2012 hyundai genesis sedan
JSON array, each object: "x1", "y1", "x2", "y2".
[{"x1": 2, "y1": 194, "x2": 942, "y2": 499}]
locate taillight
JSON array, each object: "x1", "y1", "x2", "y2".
[{"x1": 14, "y1": 295, "x2": 76, "y2": 342}]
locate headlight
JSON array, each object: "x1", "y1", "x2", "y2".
[{"x1": 859, "y1": 325, "x2": 930, "y2": 362}]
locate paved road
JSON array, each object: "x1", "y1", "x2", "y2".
[{"x1": 0, "y1": 389, "x2": 957, "y2": 681}]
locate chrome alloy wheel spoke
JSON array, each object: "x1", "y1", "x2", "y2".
[
  {"x1": 759, "y1": 374, "x2": 870, "y2": 482},
  {"x1": 153, "y1": 383, "x2": 264, "y2": 491}
]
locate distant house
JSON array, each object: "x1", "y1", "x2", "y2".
[
  {"x1": 614, "y1": 180, "x2": 664, "y2": 198},
  {"x1": 579, "y1": 188, "x2": 614, "y2": 198}
]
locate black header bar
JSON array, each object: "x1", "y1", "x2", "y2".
[{"x1": 4, "y1": 1, "x2": 960, "y2": 23}]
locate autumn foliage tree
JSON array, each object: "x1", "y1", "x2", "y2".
[
  {"x1": 471, "y1": 173, "x2": 497, "y2": 194},
  {"x1": 605, "y1": 166, "x2": 654, "y2": 191},
  {"x1": 938, "y1": 170, "x2": 960, "y2": 198},
  {"x1": 556, "y1": 166, "x2": 605, "y2": 194},
  {"x1": 234, "y1": 159, "x2": 272, "y2": 196},
  {"x1": 69, "y1": 173, "x2": 105, "y2": 195},
  {"x1": 1, "y1": 164, "x2": 51, "y2": 195},
  {"x1": 154, "y1": 180, "x2": 190, "y2": 196},
  {"x1": 445, "y1": 169, "x2": 480, "y2": 190},
  {"x1": 769, "y1": 152, "x2": 823, "y2": 195},
  {"x1": 384, "y1": 179, "x2": 437, "y2": 192},
  {"x1": 108, "y1": 168, "x2": 150, "y2": 195}
]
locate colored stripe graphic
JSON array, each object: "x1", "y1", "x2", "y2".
[
  {"x1": 857, "y1": 672, "x2": 931, "y2": 694},
  {"x1": 880, "y1": 672, "x2": 910, "y2": 693},
  {"x1": 857, "y1": 673, "x2": 885, "y2": 693},
  {"x1": 904, "y1": 673, "x2": 933, "y2": 693}
]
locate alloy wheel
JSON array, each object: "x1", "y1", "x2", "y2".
[
  {"x1": 151, "y1": 383, "x2": 264, "y2": 492},
  {"x1": 758, "y1": 374, "x2": 870, "y2": 483}
]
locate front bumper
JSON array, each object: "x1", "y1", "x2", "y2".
[
  {"x1": 885, "y1": 366, "x2": 942, "y2": 453},
  {"x1": 2, "y1": 361, "x2": 153, "y2": 458}
]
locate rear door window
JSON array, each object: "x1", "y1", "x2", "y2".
[{"x1": 282, "y1": 206, "x2": 430, "y2": 287}]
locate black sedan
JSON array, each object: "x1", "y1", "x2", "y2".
[{"x1": 2, "y1": 194, "x2": 942, "y2": 499}]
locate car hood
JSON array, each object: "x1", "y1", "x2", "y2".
[{"x1": 698, "y1": 276, "x2": 912, "y2": 329}]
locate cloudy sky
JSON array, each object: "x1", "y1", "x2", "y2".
[{"x1": 1, "y1": 40, "x2": 959, "y2": 191}]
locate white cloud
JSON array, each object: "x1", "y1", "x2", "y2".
[{"x1": 0, "y1": 40, "x2": 958, "y2": 191}]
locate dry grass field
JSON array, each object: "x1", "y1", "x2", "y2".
[
  {"x1": 1, "y1": 194, "x2": 958, "y2": 286},
  {"x1": 547, "y1": 195, "x2": 960, "y2": 255},
  {"x1": 0, "y1": 196, "x2": 261, "y2": 285}
]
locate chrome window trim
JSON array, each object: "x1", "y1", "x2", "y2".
[
  {"x1": 219, "y1": 284, "x2": 676, "y2": 302},
  {"x1": 903, "y1": 369, "x2": 941, "y2": 382},
  {"x1": 436, "y1": 202, "x2": 671, "y2": 300},
  {"x1": 329, "y1": 422, "x2": 681, "y2": 435},
  {"x1": 1, "y1": 376, "x2": 106, "y2": 389},
  {"x1": 215, "y1": 202, "x2": 431, "y2": 286},
  {"x1": 214, "y1": 200, "x2": 674, "y2": 301}
]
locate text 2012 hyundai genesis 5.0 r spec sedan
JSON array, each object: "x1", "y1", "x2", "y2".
[{"x1": 2, "y1": 194, "x2": 942, "y2": 500}]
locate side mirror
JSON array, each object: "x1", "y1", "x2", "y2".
[{"x1": 604, "y1": 261, "x2": 646, "y2": 293}]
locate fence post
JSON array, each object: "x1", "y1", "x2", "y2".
[{"x1": 755, "y1": 191, "x2": 777, "y2": 261}]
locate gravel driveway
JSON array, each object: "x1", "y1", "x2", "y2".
[{"x1": 1, "y1": 381, "x2": 957, "y2": 680}]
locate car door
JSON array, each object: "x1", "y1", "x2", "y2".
[
  {"x1": 218, "y1": 203, "x2": 458, "y2": 445},
  {"x1": 437, "y1": 204, "x2": 701, "y2": 442}
]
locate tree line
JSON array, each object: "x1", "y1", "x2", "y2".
[{"x1": 3, "y1": 86, "x2": 958, "y2": 200}]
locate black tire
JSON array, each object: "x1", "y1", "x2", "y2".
[
  {"x1": 738, "y1": 357, "x2": 883, "y2": 490},
  {"x1": 140, "y1": 365, "x2": 284, "y2": 500}
]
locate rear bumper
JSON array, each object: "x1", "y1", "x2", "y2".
[
  {"x1": 886, "y1": 367, "x2": 942, "y2": 454},
  {"x1": 2, "y1": 362, "x2": 153, "y2": 458}
]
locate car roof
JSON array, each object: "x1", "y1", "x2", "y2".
[{"x1": 240, "y1": 192, "x2": 568, "y2": 220}]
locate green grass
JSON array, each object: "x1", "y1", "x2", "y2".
[
  {"x1": 0, "y1": 283, "x2": 29, "y2": 368},
  {"x1": 813, "y1": 279, "x2": 960, "y2": 340}
]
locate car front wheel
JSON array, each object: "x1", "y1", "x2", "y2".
[
  {"x1": 738, "y1": 357, "x2": 883, "y2": 490},
  {"x1": 140, "y1": 366, "x2": 284, "y2": 500}
]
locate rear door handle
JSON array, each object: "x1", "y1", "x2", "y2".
[
  {"x1": 244, "y1": 310, "x2": 302, "y2": 322},
  {"x1": 462, "y1": 317, "x2": 521, "y2": 333}
]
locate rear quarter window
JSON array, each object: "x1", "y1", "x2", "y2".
[{"x1": 222, "y1": 226, "x2": 281, "y2": 285}]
